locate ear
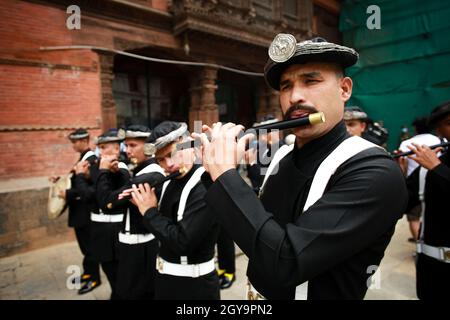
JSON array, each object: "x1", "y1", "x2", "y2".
[
  {"x1": 340, "y1": 77, "x2": 353, "y2": 102},
  {"x1": 435, "y1": 126, "x2": 442, "y2": 137},
  {"x1": 361, "y1": 121, "x2": 367, "y2": 131}
]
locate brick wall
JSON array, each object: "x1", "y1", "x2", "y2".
[
  {"x1": 0, "y1": 0, "x2": 179, "y2": 256},
  {"x1": 0, "y1": 1, "x2": 104, "y2": 256},
  {"x1": 0, "y1": 187, "x2": 75, "y2": 258}
]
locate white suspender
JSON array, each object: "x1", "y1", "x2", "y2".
[
  {"x1": 158, "y1": 166, "x2": 206, "y2": 264},
  {"x1": 125, "y1": 208, "x2": 131, "y2": 234},
  {"x1": 418, "y1": 167, "x2": 428, "y2": 241},
  {"x1": 259, "y1": 144, "x2": 294, "y2": 195},
  {"x1": 158, "y1": 180, "x2": 171, "y2": 209},
  {"x1": 118, "y1": 162, "x2": 129, "y2": 171},
  {"x1": 80, "y1": 150, "x2": 95, "y2": 162},
  {"x1": 252, "y1": 135, "x2": 379, "y2": 300},
  {"x1": 176, "y1": 167, "x2": 205, "y2": 222},
  {"x1": 303, "y1": 136, "x2": 380, "y2": 212},
  {"x1": 136, "y1": 163, "x2": 165, "y2": 176},
  {"x1": 158, "y1": 166, "x2": 206, "y2": 221},
  {"x1": 295, "y1": 136, "x2": 379, "y2": 300},
  {"x1": 124, "y1": 162, "x2": 165, "y2": 235}
]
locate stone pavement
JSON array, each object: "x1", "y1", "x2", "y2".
[{"x1": 0, "y1": 216, "x2": 417, "y2": 300}]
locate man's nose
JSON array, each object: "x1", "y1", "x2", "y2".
[
  {"x1": 165, "y1": 157, "x2": 175, "y2": 168},
  {"x1": 289, "y1": 84, "x2": 307, "y2": 105}
]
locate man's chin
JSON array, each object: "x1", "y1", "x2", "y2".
[
  {"x1": 166, "y1": 168, "x2": 180, "y2": 176},
  {"x1": 293, "y1": 125, "x2": 314, "y2": 137}
]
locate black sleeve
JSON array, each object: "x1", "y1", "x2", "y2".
[
  {"x1": 65, "y1": 188, "x2": 80, "y2": 204},
  {"x1": 96, "y1": 169, "x2": 130, "y2": 211},
  {"x1": 117, "y1": 168, "x2": 131, "y2": 186},
  {"x1": 430, "y1": 161, "x2": 450, "y2": 188},
  {"x1": 205, "y1": 157, "x2": 407, "y2": 288},
  {"x1": 73, "y1": 174, "x2": 96, "y2": 203},
  {"x1": 143, "y1": 184, "x2": 215, "y2": 256},
  {"x1": 246, "y1": 164, "x2": 264, "y2": 190},
  {"x1": 406, "y1": 166, "x2": 420, "y2": 213},
  {"x1": 87, "y1": 155, "x2": 100, "y2": 183},
  {"x1": 131, "y1": 172, "x2": 165, "y2": 199}
]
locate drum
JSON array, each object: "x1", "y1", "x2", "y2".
[{"x1": 47, "y1": 174, "x2": 72, "y2": 219}]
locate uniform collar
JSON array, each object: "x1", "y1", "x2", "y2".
[
  {"x1": 134, "y1": 158, "x2": 156, "y2": 174},
  {"x1": 174, "y1": 164, "x2": 201, "y2": 184},
  {"x1": 79, "y1": 148, "x2": 92, "y2": 160},
  {"x1": 293, "y1": 121, "x2": 349, "y2": 173}
]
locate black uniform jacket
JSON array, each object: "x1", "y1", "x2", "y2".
[
  {"x1": 406, "y1": 150, "x2": 450, "y2": 247},
  {"x1": 74, "y1": 162, "x2": 130, "y2": 262},
  {"x1": 143, "y1": 164, "x2": 219, "y2": 264},
  {"x1": 247, "y1": 141, "x2": 284, "y2": 191},
  {"x1": 97, "y1": 158, "x2": 165, "y2": 235},
  {"x1": 66, "y1": 150, "x2": 98, "y2": 228},
  {"x1": 204, "y1": 122, "x2": 408, "y2": 300}
]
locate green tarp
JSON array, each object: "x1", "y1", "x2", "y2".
[{"x1": 340, "y1": 0, "x2": 450, "y2": 150}]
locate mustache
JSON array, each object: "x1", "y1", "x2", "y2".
[{"x1": 283, "y1": 104, "x2": 319, "y2": 120}]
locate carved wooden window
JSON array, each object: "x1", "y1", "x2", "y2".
[
  {"x1": 252, "y1": 0, "x2": 273, "y2": 19},
  {"x1": 283, "y1": 0, "x2": 299, "y2": 24}
]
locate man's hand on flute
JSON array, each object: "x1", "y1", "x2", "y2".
[
  {"x1": 407, "y1": 143, "x2": 442, "y2": 170},
  {"x1": 192, "y1": 122, "x2": 255, "y2": 181},
  {"x1": 129, "y1": 183, "x2": 158, "y2": 216}
]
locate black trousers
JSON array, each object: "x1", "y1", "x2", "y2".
[
  {"x1": 101, "y1": 259, "x2": 119, "y2": 300},
  {"x1": 116, "y1": 239, "x2": 158, "y2": 300},
  {"x1": 155, "y1": 270, "x2": 220, "y2": 300},
  {"x1": 416, "y1": 253, "x2": 450, "y2": 300},
  {"x1": 217, "y1": 227, "x2": 236, "y2": 273},
  {"x1": 91, "y1": 222, "x2": 121, "y2": 299},
  {"x1": 74, "y1": 225, "x2": 100, "y2": 280}
]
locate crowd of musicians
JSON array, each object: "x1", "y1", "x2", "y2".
[{"x1": 52, "y1": 34, "x2": 450, "y2": 300}]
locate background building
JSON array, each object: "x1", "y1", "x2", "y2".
[
  {"x1": 341, "y1": 0, "x2": 450, "y2": 150},
  {"x1": 0, "y1": 0, "x2": 341, "y2": 256}
]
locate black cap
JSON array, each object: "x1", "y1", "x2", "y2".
[
  {"x1": 429, "y1": 100, "x2": 450, "y2": 128},
  {"x1": 144, "y1": 121, "x2": 188, "y2": 155},
  {"x1": 68, "y1": 129, "x2": 89, "y2": 140},
  {"x1": 343, "y1": 106, "x2": 368, "y2": 121},
  {"x1": 95, "y1": 128, "x2": 125, "y2": 145},
  {"x1": 125, "y1": 125, "x2": 151, "y2": 139},
  {"x1": 264, "y1": 35, "x2": 359, "y2": 90}
]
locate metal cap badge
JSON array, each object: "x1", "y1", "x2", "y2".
[
  {"x1": 117, "y1": 128, "x2": 126, "y2": 140},
  {"x1": 268, "y1": 33, "x2": 297, "y2": 63},
  {"x1": 144, "y1": 143, "x2": 156, "y2": 156}
]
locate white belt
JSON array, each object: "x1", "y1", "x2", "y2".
[
  {"x1": 417, "y1": 241, "x2": 450, "y2": 263},
  {"x1": 118, "y1": 232, "x2": 155, "y2": 245},
  {"x1": 90, "y1": 213, "x2": 124, "y2": 223},
  {"x1": 156, "y1": 257, "x2": 215, "y2": 278}
]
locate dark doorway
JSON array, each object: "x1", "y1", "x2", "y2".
[{"x1": 113, "y1": 54, "x2": 190, "y2": 129}]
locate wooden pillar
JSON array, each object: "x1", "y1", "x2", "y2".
[
  {"x1": 99, "y1": 52, "x2": 117, "y2": 132},
  {"x1": 267, "y1": 88, "x2": 282, "y2": 120},
  {"x1": 188, "y1": 74, "x2": 201, "y2": 131},
  {"x1": 257, "y1": 85, "x2": 282, "y2": 121},
  {"x1": 189, "y1": 66, "x2": 218, "y2": 131}
]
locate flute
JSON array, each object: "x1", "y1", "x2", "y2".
[
  {"x1": 391, "y1": 141, "x2": 450, "y2": 158},
  {"x1": 107, "y1": 167, "x2": 187, "y2": 208},
  {"x1": 176, "y1": 112, "x2": 325, "y2": 150}
]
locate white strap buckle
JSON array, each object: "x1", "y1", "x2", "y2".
[{"x1": 439, "y1": 247, "x2": 450, "y2": 261}]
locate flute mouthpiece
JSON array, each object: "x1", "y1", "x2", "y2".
[
  {"x1": 179, "y1": 166, "x2": 187, "y2": 174},
  {"x1": 309, "y1": 112, "x2": 326, "y2": 125}
]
